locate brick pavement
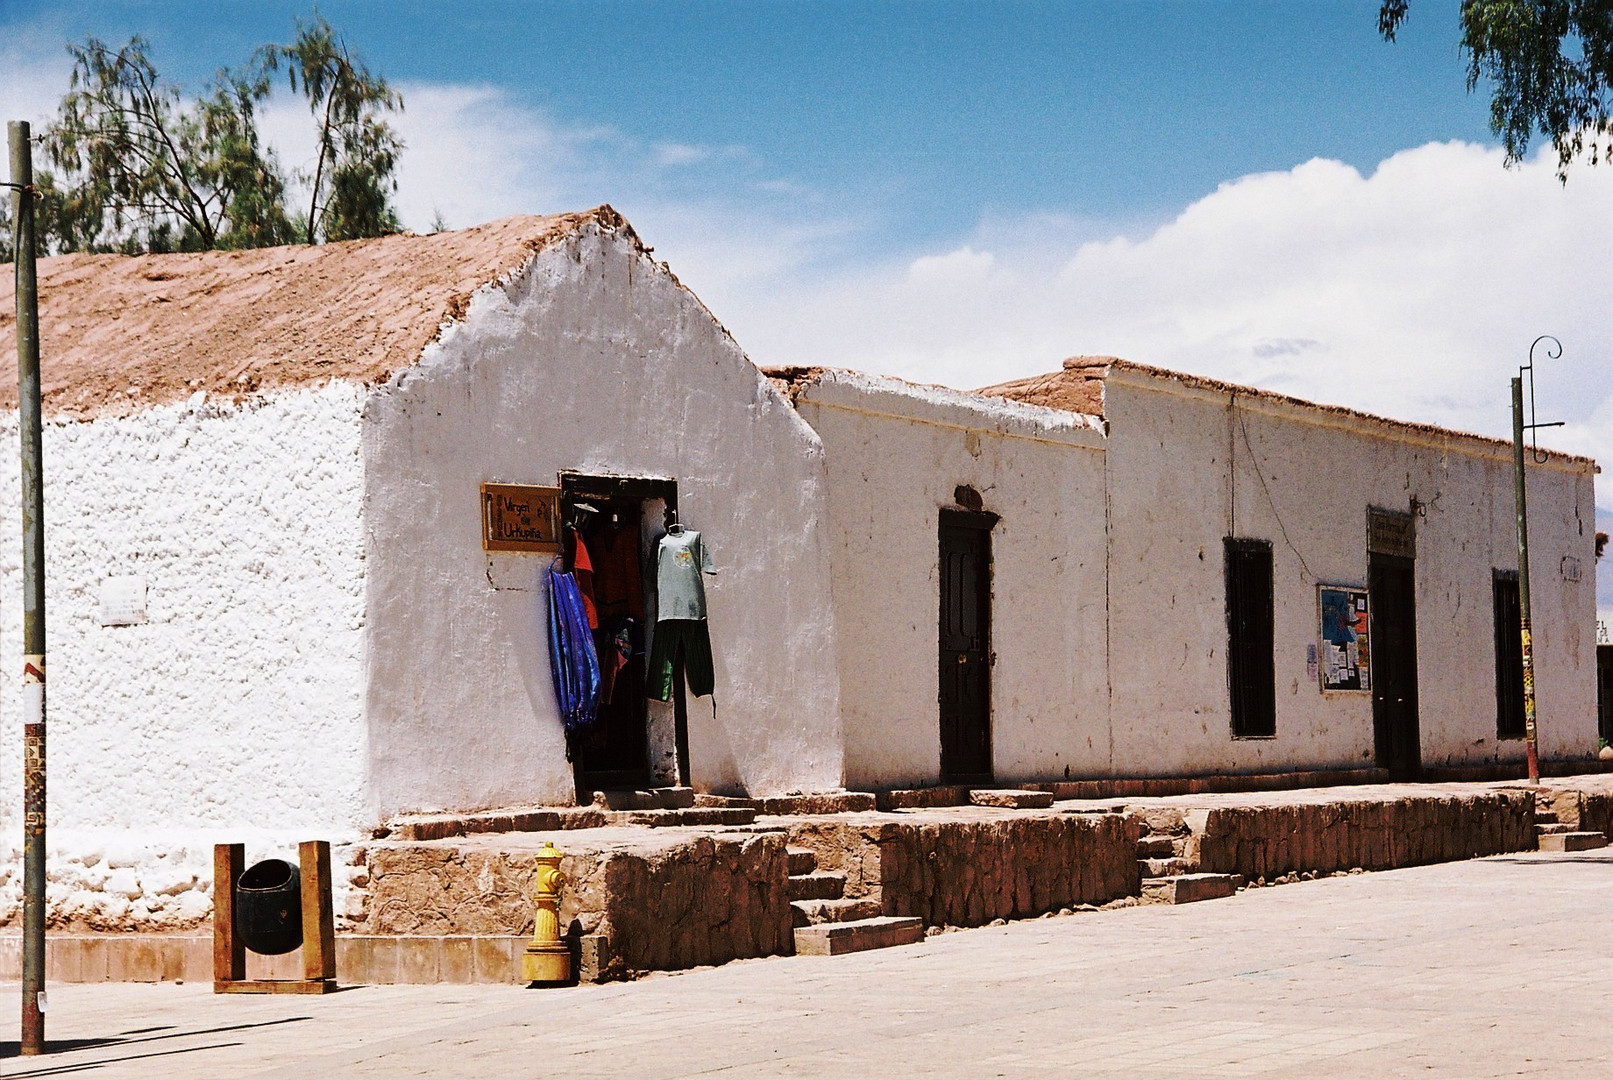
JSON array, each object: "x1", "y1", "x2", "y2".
[{"x1": 4, "y1": 848, "x2": 1610, "y2": 1078}]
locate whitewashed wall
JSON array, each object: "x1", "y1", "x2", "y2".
[
  {"x1": 363, "y1": 223, "x2": 843, "y2": 816},
  {"x1": 1104, "y1": 367, "x2": 1599, "y2": 775},
  {"x1": 0, "y1": 384, "x2": 368, "y2": 929},
  {"x1": 794, "y1": 373, "x2": 1108, "y2": 789}
]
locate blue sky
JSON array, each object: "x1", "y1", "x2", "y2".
[
  {"x1": 3, "y1": 2, "x2": 1492, "y2": 246},
  {"x1": 3, "y1": 3, "x2": 1611, "y2": 602}
]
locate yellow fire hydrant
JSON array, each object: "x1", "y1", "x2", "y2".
[{"x1": 521, "y1": 841, "x2": 571, "y2": 985}]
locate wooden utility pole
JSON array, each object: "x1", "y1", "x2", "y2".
[{"x1": 10, "y1": 119, "x2": 47, "y2": 1056}]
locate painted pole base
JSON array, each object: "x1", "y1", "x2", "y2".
[{"x1": 521, "y1": 943, "x2": 571, "y2": 985}]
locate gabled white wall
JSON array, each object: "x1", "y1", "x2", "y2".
[
  {"x1": 1104, "y1": 368, "x2": 1599, "y2": 775},
  {"x1": 794, "y1": 373, "x2": 1108, "y2": 789},
  {"x1": 0, "y1": 384, "x2": 368, "y2": 929},
  {"x1": 362, "y1": 223, "x2": 842, "y2": 816}
]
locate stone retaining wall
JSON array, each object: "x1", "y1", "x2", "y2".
[
  {"x1": 363, "y1": 829, "x2": 792, "y2": 978},
  {"x1": 788, "y1": 811, "x2": 1140, "y2": 927},
  {"x1": 0, "y1": 933, "x2": 529, "y2": 984},
  {"x1": 1188, "y1": 791, "x2": 1535, "y2": 878}
]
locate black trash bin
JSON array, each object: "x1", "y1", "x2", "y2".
[{"x1": 235, "y1": 858, "x2": 304, "y2": 955}]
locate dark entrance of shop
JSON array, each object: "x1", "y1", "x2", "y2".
[
  {"x1": 559, "y1": 473, "x2": 687, "y2": 800},
  {"x1": 1369, "y1": 550, "x2": 1421, "y2": 776},
  {"x1": 1368, "y1": 508, "x2": 1420, "y2": 776},
  {"x1": 1598, "y1": 644, "x2": 1613, "y2": 747},
  {"x1": 939, "y1": 507, "x2": 995, "y2": 783}
]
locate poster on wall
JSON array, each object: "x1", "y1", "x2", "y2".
[{"x1": 1318, "y1": 586, "x2": 1371, "y2": 692}]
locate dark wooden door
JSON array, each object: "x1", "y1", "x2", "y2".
[
  {"x1": 939, "y1": 512, "x2": 993, "y2": 782},
  {"x1": 1369, "y1": 553, "x2": 1421, "y2": 775},
  {"x1": 1598, "y1": 645, "x2": 1613, "y2": 745}
]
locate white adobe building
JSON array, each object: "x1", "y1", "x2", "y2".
[
  {"x1": 781, "y1": 359, "x2": 1598, "y2": 790},
  {"x1": 0, "y1": 208, "x2": 1599, "y2": 930}
]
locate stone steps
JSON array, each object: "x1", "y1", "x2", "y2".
[
  {"x1": 1136, "y1": 834, "x2": 1177, "y2": 858},
  {"x1": 969, "y1": 789, "x2": 1055, "y2": 810},
  {"x1": 1141, "y1": 873, "x2": 1238, "y2": 905},
  {"x1": 787, "y1": 846, "x2": 819, "y2": 875},
  {"x1": 1536, "y1": 823, "x2": 1573, "y2": 835},
  {"x1": 1537, "y1": 831, "x2": 1608, "y2": 852},
  {"x1": 791, "y1": 898, "x2": 883, "y2": 928},
  {"x1": 614, "y1": 807, "x2": 757, "y2": 828},
  {"x1": 788, "y1": 871, "x2": 847, "y2": 901},
  {"x1": 591, "y1": 787, "x2": 696, "y2": 811},
  {"x1": 1139, "y1": 856, "x2": 1197, "y2": 877},
  {"x1": 793, "y1": 916, "x2": 924, "y2": 956},
  {"x1": 696, "y1": 792, "x2": 878, "y2": 815}
]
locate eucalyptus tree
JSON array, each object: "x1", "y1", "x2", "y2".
[
  {"x1": 260, "y1": 14, "x2": 405, "y2": 243},
  {"x1": 41, "y1": 36, "x2": 295, "y2": 253},
  {"x1": 1380, "y1": 0, "x2": 1613, "y2": 179}
]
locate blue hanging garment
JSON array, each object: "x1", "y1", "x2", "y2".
[{"x1": 548, "y1": 563, "x2": 601, "y2": 730}]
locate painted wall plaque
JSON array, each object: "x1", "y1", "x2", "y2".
[{"x1": 481, "y1": 483, "x2": 561, "y2": 553}]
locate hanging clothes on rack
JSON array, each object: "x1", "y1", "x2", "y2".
[
  {"x1": 648, "y1": 524, "x2": 717, "y2": 701},
  {"x1": 548, "y1": 560, "x2": 601, "y2": 730}
]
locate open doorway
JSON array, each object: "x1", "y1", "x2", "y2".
[{"x1": 559, "y1": 473, "x2": 688, "y2": 799}]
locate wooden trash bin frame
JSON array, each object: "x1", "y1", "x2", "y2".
[{"x1": 213, "y1": 840, "x2": 337, "y2": 994}]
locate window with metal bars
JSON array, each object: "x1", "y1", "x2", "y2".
[
  {"x1": 1225, "y1": 538, "x2": 1276, "y2": 738},
  {"x1": 1492, "y1": 570, "x2": 1525, "y2": 739}
]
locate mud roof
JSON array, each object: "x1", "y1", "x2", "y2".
[
  {"x1": 981, "y1": 356, "x2": 1596, "y2": 469},
  {"x1": 0, "y1": 206, "x2": 636, "y2": 418}
]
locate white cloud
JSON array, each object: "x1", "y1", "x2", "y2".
[{"x1": 704, "y1": 142, "x2": 1613, "y2": 518}]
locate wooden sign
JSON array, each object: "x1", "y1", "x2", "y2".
[
  {"x1": 482, "y1": 483, "x2": 561, "y2": 553},
  {"x1": 1367, "y1": 508, "x2": 1415, "y2": 560}
]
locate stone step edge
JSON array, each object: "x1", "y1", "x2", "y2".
[
  {"x1": 793, "y1": 917, "x2": 925, "y2": 957},
  {"x1": 694, "y1": 792, "x2": 878, "y2": 816},
  {"x1": 788, "y1": 871, "x2": 848, "y2": 901},
  {"x1": 790, "y1": 898, "x2": 884, "y2": 927},
  {"x1": 385, "y1": 804, "x2": 761, "y2": 840},
  {"x1": 1537, "y1": 831, "x2": 1609, "y2": 852},
  {"x1": 1140, "y1": 873, "x2": 1239, "y2": 905}
]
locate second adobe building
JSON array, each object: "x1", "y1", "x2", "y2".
[{"x1": 0, "y1": 206, "x2": 1600, "y2": 909}]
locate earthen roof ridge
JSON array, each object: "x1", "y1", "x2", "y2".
[
  {"x1": 982, "y1": 355, "x2": 1595, "y2": 470},
  {"x1": 0, "y1": 206, "x2": 634, "y2": 419}
]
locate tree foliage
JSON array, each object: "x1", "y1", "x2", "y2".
[
  {"x1": 41, "y1": 37, "x2": 295, "y2": 253},
  {"x1": 1380, "y1": 1, "x2": 1613, "y2": 178},
  {"x1": 23, "y1": 19, "x2": 403, "y2": 256},
  {"x1": 259, "y1": 14, "x2": 404, "y2": 243}
]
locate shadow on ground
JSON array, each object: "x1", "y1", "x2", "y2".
[{"x1": 1, "y1": 1016, "x2": 309, "y2": 1072}]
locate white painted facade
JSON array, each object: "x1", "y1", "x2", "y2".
[
  {"x1": 1102, "y1": 365, "x2": 1598, "y2": 775},
  {"x1": 790, "y1": 372, "x2": 1108, "y2": 790},
  {"x1": 0, "y1": 384, "x2": 368, "y2": 929},
  {"x1": 789, "y1": 362, "x2": 1599, "y2": 787},
  {"x1": 362, "y1": 223, "x2": 843, "y2": 817}
]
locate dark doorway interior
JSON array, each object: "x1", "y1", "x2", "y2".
[
  {"x1": 1224, "y1": 538, "x2": 1277, "y2": 738},
  {"x1": 1369, "y1": 552, "x2": 1421, "y2": 776},
  {"x1": 1598, "y1": 644, "x2": 1613, "y2": 746},
  {"x1": 559, "y1": 473, "x2": 683, "y2": 799},
  {"x1": 1492, "y1": 570, "x2": 1525, "y2": 739},
  {"x1": 939, "y1": 508, "x2": 995, "y2": 783}
]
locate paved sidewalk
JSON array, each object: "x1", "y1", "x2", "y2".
[{"x1": 4, "y1": 849, "x2": 1610, "y2": 1078}]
